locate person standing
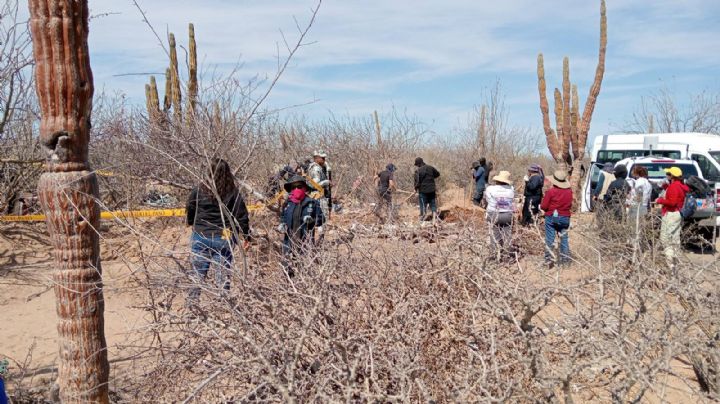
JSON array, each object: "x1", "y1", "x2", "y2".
[
  {"x1": 471, "y1": 158, "x2": 487, "y2": 206},
  {"x1": 603, "y1": 164, "x2": 631, "y2": 223},
  {"x1": 540, "y1": 170, "x2": 573, "y2": 267},
  {"x1": 186, "y1": 158, "x2": 251, "y2": 302},
  {"x1": 414, "y1": 157, "x2": 441, "y2": 221},
  {"x1": 521, "y1": 164, "x2": 545, "y2": 226},
  {"x1": 373, "y1": 163, "x2": 397, "y2": 223},
  {"x1": 484, "y1": 171, "x2": 515, "y2": 260},
  {"x1": 655, "y1": 167, "x2": 689, "y2": 270},
  {"x1": 627, "y1": 165, "x2": 652, "y2": 220},
  {"x1": 279, "y1": 175, "x2": 325, "y2": 277},
  {"x1": 307, "y1": 150, "x2": 332, "y2": 220}
]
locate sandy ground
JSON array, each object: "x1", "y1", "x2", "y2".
[{"x1": 1, "y1": 192, "x2": 717, "y2": 401}]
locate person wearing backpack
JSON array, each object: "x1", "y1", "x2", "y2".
[{"x1": 655, "y1": 167, "x2": 689, "y2": 270}]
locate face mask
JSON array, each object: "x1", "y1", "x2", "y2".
[{"x1": 289, "y1": 188, "x2": 306, "y2": 203}]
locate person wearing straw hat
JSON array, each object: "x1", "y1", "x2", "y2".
[
  {"x1": 540, "y1": 170, "x2": 573, "y2": 268},
  {"x1": 308, "y1": 150, "x2": 332, "y2": 220},
  {"x1": 521, "y1": 164, "x2": 545, "y2": 226},
  {"x1": 278, "y1": 175, "x2": 326, "y2": 277},
  {"x1": 655, "y1": 166, "x2": 689, "y2": 270},
  {"x1": 484, "y1": 170, "x2": 515, "y2": 260}
]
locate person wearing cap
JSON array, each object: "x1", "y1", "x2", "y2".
[
  {"x1": 373, "y1": 163, "x2": 397, "y2": 223},
  {"x1": 308, "y1": 150, "x2": 332, "y2": 220},
  {"x1": 540, "y1": 170, "x2": 573, "y2": 267},
  {"x1": 655, "y1": 166, "x2": 689, "y2": 270},
  {"x1": 278, "y1": 175, "x2": 325, "y2": 277},
  {"x1": 521, "y1": 164, "x2": 545, "y2": 226},
  {"x1": 471, "y1": 158, "x2": 487, "y2": 206},
  {"x1": 603, "y1": 164, "x2": 631, "y2": 224},
  {"x1": 484, "y1": 171, "x2": 515, "y2": 260},
  {"x1": 414, "y1": 157, "x2": 441, "y2": 221}
]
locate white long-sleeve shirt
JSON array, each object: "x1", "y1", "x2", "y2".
[{"x1": 484, "y1": 184, "x2": 515, "y2": 215}]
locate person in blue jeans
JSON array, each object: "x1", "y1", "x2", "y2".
[
  {"x1": 186, "y1": 158, "x2": 250, "y2": 303},
  {"x1": 540, "y1": 170, "x2": 573, "y2": 267}
]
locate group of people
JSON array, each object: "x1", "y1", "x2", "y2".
[
  {"x1": 480, "y1": 163, "x2": 573, "y2": 266},
  {"x1": 186, "y1": 152, "x2": 335, "y2": 304},
  {"x1": 594, "y1": 162, "x2": 693, "y2": 270}
]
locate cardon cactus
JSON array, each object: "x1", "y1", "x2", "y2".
[
  {"x1": 27, "y1": 0, "x2": 110, "y2": 402},
  {"x1": 537, "y1": 0, "x2": 606, "y2": 172}
]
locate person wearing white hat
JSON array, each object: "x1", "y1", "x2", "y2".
[
  {"x1": 483, "y1": 170, "x2": 515, "y2": 260},
  {"x1": 308, "y1": 150, "x2": 332, "y2": 222}
]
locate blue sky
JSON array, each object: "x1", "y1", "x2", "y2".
[{"x1": 82, "y1": 0, "x2": 720, "y2": 141}]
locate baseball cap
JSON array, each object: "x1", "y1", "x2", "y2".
[{"x1": 664, "y1": 167, "x2": 683, "y2": 178}]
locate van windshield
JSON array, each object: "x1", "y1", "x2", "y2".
[
  {"x1": 711, "y1": 151, "x2": 720, "y2": 165},
  {"x1": 636, "y1": 163, "x2": 698, "y2": 179}
]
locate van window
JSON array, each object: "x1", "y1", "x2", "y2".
[
  {"x1": 597, "y1": 150, "x2": 681, "y2": 163},
  {"x1": 710, "y1": 151, "x2": 720, "y2": 165},
  {"x1": 692, "y1": 154, "x2": 720, "y2": 181},
  {"x1": 636, "y1": 163, "x2": 698, "y2": 179}
]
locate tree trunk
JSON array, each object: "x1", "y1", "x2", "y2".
[{"x1": 28, "y1": 0, "x2": 110, "y2": 402}]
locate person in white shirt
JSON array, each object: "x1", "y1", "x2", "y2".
[
  {"x1": 484, "y1": 171, "x2": 515, "y2": 260},
  {"x1": 627, "y1": 165, "x2": 652, "y2": 219}
]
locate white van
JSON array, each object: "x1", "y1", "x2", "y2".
[{"x1": 581, "y1": 132, "x2": 720, "y2": 226}]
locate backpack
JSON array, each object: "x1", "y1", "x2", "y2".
[
  {"x1": 680, "y1": 194, "x2": 697, "y2": 219},
  {"x1": 685, "y1": 175, "x2": 710, "y2": 198}
]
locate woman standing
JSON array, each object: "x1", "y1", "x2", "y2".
[
  {"x1": 186, "y1": 158, "x2": 251, "y2": 302},
  {"x1": 540, "y1": 170, "x2": 573, "y2": 267},
  {"x1": 484, "y1": 171, "x2": 515, "y2": 260},
  {"x1": 521, "y1": 164, "x2": 544, "y2": 226},
  {"x1": 280, "y1": 175, "x2": 325, "y2": 277},
  {"x1": 627, "y1": 165, "x2": 652, "y2": 220}
]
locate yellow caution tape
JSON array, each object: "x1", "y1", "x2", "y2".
[{"x1": 1, "y1": 204, "x2": 266, "y2": 222}]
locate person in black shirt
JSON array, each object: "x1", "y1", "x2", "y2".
[
  {"x1": 414, "y1": 157, "x2": 441, "y2": 221},
  {"x1": 521, "y1": 164, "x2": 545, "y2": 226},
  {"x1": 186, "y1": 158, "x2": 250, "y2": 302},
  {"x1": 603, "y1": 164, "x2": 630, "y2": 223},
  {"x1": 373, "y1": 163, "x2": 397, "y2": 223}
]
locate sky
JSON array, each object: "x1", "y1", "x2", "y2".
[{"x1": 78, "y1": 0, "x2": 720, "y2": 141}]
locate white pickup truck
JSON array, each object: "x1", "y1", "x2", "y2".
[{"x1": 613, "y1": 157, "x2": 718, "y2": 240}]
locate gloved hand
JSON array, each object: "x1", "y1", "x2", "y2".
[
  {"x1": 276, "y1": 223, "x2": 287, "y2": 233},
  {"x1": 523, "y1": 175, "x2": 529, "y2": 182},
  {"x1": 316, "y1": 226, "x2": 324, "y2": 235},
  {"x1": 319, "y1": 180, "x2": 330, "y2": 187},
  {"x1": 303, "y1": 215, "x2": 314, "y2": 225}
]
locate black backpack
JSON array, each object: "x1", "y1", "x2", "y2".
[{"x1": 686, "y1": 175, "x2": 710, "y2": 198}]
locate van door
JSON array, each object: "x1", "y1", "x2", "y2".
[
  {"x1": 581, "y1": 163, "x2": 602, "y2": 212},
  {"x1": 691, "y1": 153, "x2": 720, "y2": 182}
]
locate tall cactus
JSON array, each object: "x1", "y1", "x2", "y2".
[
  {"x1": 145, "y1": 24, "x2": 199, "y2": 125},
  {"x1": 187, "y1": 23, "x2": 198, "y2": 120},
  {"x1": 537, "y1": 0, "x2": 607, "y2": 172},
  {"x1": 27, "y1": 0, "x2": 110, "y2": 402}
]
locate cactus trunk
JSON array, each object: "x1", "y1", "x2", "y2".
[{"x1": 27, "y1": 0, "x2": 110, "y2": 402}]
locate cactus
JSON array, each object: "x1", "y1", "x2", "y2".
[
  {"x1": 145, "y1": 24, "x2": 200, "y2": 125},
  {"x1": 187, "y1": 23, "x2": 198, "y2": 120},
  {"x1": 28, "y1": 0, "x2": 110, "y2": 402},
  {"x1": 168, "y1": 33, "x2": 182, "y2": 120},
  {"x1": 537, "y1": 0, "x2": 606, "y2": 170}
]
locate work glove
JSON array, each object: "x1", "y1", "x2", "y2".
[
  {"x1": 276, "y1": 223, "x2": 287, "y2": 233},
  {"x1": 319, "y1": 180, "x2": 330, "y2": 187},
  {"x1": 303, "y1": 215, "x2": 314, "y2": 225},
  {"x1": 316, "y1": 226, "x2": 324, "y2": 235},
  {"x1": 523, "y1": 175, "x2": 529, "y2": 182}
]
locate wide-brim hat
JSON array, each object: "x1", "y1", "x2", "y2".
[
  {"x1": 549, "y1": 170, "x2": 571, "y2": 189},
  {"x1": 283, "y1": 175, "x2": 309, "y2": 192},
  {"x1": 492, "y1": 170, "x2": 513, "y2": 184},
  {"x1": 313, "y1": 150, "x2": 328, "y2": 158}
]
